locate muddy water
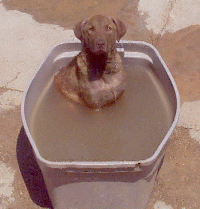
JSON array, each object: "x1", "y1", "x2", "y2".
[{"x1": 30, "y1": 63, "x2": 174, "y2": 162}]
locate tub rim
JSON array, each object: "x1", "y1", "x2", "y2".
[{"x1": 21, "y1": 40, "x2": 180, "y2": 169}]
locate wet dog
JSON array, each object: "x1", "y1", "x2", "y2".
[{"x1": 54, "y1": 15, "x2": 127, "y2": 108}]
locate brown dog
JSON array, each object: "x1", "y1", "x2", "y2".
[{"x1": 54, "y1": 15, "x2": 127, "y2": 108}]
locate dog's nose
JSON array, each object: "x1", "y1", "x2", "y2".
[{"x1": 96, "y1": 40, "x2": 105, "y2": 47}]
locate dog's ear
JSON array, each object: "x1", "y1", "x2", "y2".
[
  {"x1": 74, "y1": 20, "x2": 88, "y2": 41},
  {"x1": 112, "y1": 18, "x2": 127, "y2": 41}
]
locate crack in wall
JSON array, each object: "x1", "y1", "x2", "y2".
[
  {"x1": 1, "y1": 72, "x2": 24, "y2": 93},
  {"x1": 1, "y1": 87, "x2": 23, "y2": 93},
  {"x1": 152, "y1": 0, "x2": 176, "y2": 46},
  {"x1": 138, "y1": 0, "x2": 177, "y2": 45},
  {"x1": 159, "y1": 0, "x2": 176, "y2": 36},
  {"x1": 0, "y1": 72, "x2": 23, "y2": 110},
  {"x1": 3, "y1": 72, "x2": 20, "y2": 88}
]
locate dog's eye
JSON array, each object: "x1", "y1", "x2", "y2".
[
  {"x1": 88, "y1": 26, "x2": 95, "y2": 32},
  {"x1": 106, "y1": 26, "x2": 112, "y2": 31}
]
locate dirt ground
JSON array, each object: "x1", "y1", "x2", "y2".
[{"x1": 0, "y1": 0, "x2": 200, "y2": 208}]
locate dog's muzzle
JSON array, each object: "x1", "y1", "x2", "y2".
[
  {"x1": 92, "y1": 39, "x2": 107, "y2": 55},
  {"x1": 94, "y1": 46, "x2": 106, "y2": 55}
]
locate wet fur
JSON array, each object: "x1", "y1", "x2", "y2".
[{"x1": 54, "y1": 15, "x2": 127, "y2": 108}]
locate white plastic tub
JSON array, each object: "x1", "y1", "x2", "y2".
[{"x1": 21, "y1": 41, "x2": 180, "y2": 209}]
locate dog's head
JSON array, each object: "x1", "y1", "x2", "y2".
[{"x1": 74, "y1": 15, "x2": 127, "y2": 55}]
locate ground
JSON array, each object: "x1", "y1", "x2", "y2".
[{"x1": 0, "y1": 0, "x2": 200, "y2": 208}]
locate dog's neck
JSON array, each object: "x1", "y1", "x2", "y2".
[{"x1": 81, "y1": 48, "x2": 117, "y2": 81}]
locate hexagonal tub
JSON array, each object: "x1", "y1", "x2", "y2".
[{"x1": 21, "y1": 41, "x2": 180, "y2": 209}]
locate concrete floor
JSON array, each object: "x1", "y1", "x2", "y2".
[{"x1": 0, "y1": 0, "x2": 200, "y2": 208}]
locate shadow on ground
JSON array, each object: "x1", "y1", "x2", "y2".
[{"x1": 16, "y1": 126, "x2": 53, "y2": 209}]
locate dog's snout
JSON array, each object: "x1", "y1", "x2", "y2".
[
  {"x1": 93, "y1": 38, "x2": 107, "y2": 54},
  {"x1": 96, "y1": 40, "x2": 105, "y2": 47}
]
